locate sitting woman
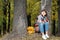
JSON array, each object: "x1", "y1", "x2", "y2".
[{"x1": 37, "y1": 9, "x2": 49, "y2": 40}]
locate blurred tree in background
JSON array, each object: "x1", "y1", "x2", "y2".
[
  {"x1": 27, "y1": 0, "x2": 41, "y2": 26},
  {"x1": 0, "y1": 0, "x2": 4, "y2": 36},
  {"x1": 51, "y1": 0, "x2": 58, "y2": 35},
  {"x1": 0, "y1": 0, "x2": 14, "y2": 36}
]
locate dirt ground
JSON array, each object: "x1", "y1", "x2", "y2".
[{"x1": 0, "y1": 33, "x2": 60, "y2": 40}]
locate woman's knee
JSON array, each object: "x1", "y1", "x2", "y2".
[
  {"x1": 39, "y1": 23, "x2": 44, "y2": 27},
  {"x1": 45, "y1": 22, "x2": 49, "y2": 31},
  {"x1": 45, "y1": 22, "x2": 49, "y2": 25}
]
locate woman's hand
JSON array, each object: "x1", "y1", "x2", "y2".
[
  {"x1": 37, "y1": 20, "x2": 42, "y2": 23},
  {"x1": 44, "y1": 18, "x2": 49, "y2": 22}
]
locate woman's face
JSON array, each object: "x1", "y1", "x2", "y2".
[{"x1": 41, "y1": 11, "x2": 46, "y2": 16}]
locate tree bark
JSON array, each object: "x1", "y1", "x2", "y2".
[
  {"x1": 41, "y1": 0, "x2": 52, "y2": 35},
  {"x1": 4, "y1": 0, "x2": 28, "y2": 40},
  {"x1": 12, "y1": 0, "x2": 28, "y2": 36}
]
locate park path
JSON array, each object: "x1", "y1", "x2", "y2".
[{"x1": 0, "y1": 33, "x2": 60, "y2": 40}]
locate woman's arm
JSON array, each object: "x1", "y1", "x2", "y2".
[
  {"x1": 37, "y1": 20, "x2": 42, "y2": 23},
  {"x1": 37, "y1": 15, "x2": 44, "y2": 23},
  {"x1": 45, "y1": 17, "x2": 49, "y2": 22}
]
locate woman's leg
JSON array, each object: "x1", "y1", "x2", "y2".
[
  {"x1": 39, "y1": 23, "x2": 47, "y2": 39},
  {"x1": 45, "y1": 22, "x2": 49, "y2": 38},
  {"x1": 39, "y1": 23, "x2": 44, "y2": 35}
]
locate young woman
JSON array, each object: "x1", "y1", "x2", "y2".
[{"x1": 37, "y1": 10, "x2": 49, "y2": 40}]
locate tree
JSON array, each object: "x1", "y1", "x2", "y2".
[
  {"x1": 27, "y1": 0, "x2": 40, "y2": 26},
  {"x1": 57, "y1": 0, "x2": 60, "y2": 36},
  {"x1": 4, "y1": 0, "x2": 28, "y2": 40},
  {"x1": 13, "y1": 0, "x2": 28, "y2": 36},
  {"x1": 0, "y1": 0, "x2": 4, "y2": 35},
  {"x1": 51, "y1": 0, "x2": 58, "y2": 35}
]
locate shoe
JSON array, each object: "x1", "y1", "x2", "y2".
[
  {"x1": 42, "y1": 35, "x2": 47, "y2": 40},
  {"x1": 45, "y1": 34, "x2": 49, "y2": 38}
]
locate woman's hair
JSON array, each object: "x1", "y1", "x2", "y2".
[{"x1": 41, "y1": 9, "x2": 47, "y2": 17}]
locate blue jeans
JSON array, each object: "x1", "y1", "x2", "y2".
[{"x1": 39, "y1": 22, "x2": 49, "y2": 33}]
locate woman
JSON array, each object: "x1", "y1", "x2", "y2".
[{"x1": 37, "y1": 9, "x2": 49, "y2": 40}]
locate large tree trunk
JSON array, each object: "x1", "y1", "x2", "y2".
[
  {"x1": 12, "y1": 0, "x2": 27, "y2": 36},
  {"x1": 4, "y1": 0, "x2": 28, "y2": 40},
  {"x1": 41, "y1": 0, "x2": 52, "y2": 35}
]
